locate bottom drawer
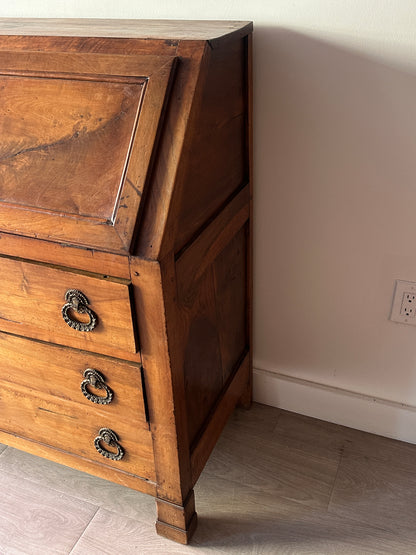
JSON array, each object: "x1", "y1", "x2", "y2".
[{"x1": 0, "y1": 381, "x2": 155, "y2": 481}]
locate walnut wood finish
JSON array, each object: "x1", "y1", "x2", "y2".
[
  {"x1": 0, "y1": 256, "x2": 138, "y2": 358},
  {"x1": 0, "y1": 18, "x2": 253, "y2": 544},
  {"x1": 0, "y1": 381, "x2": 155, "y2": 478},
  {"x1": 0, "y1": 333, "x2": 146, "y2": 423},
  {"x1": 0, "y1": 51, "x2": 176, "y2": 251},
  {"x1": 0, "y1": 233, "x2": 131, "y2": 279}
]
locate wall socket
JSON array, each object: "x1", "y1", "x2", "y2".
[{"x1": 390, "y1": 280, "x2": 416, "y2": 325}]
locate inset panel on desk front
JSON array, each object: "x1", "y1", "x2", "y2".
[
  {"x1": 0, "y1": 74, "x2": 145, "y2": 220},
  {"x1": 0, "y1": 51, "x2": 176, "y2": 251}
]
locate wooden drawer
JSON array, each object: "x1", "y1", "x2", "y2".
[
  {"x1": 0, "y1": 257, "x2": 138, "y2": 358},
  {"x1": 0, "y1": 380, "x2": 155, "y2": 481},
  {"x1": 0, "y1": 332, "x2": 147, "y2": 425}
]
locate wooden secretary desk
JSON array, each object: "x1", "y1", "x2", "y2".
[{"x1": 0, "y1": 18, "x2": 252, "y2": 543}]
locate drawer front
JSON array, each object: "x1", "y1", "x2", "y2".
[
  {"x1": 0, "y1": 381, "x2": 155, "y2": 481},
  {"x1": 0, "y1": 257, "x2": 138, "y2": 358},
  {"x1": 0, "y1": 332, "x2": 146, "y2": 425}
]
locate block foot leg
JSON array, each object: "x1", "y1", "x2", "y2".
[{"x1": 155, "y1": 490, "x2": 197, "y2": 544}]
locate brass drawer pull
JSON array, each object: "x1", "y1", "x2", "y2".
[
  {"x1": 62, "y1": 289, "x2": 97, "y2": 332},
  {"x1": 81, "y1": 369, "x2": 113, "y2": 405},
  {"x1": 94, "y1": 428, "x2": 124, "y2": 461}
]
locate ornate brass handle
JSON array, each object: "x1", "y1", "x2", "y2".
[
  {"x1": 81, "y1": 369, "x2": 113, "y2": 405},
  {"x1": 94, "y1": 428, "x2": 124, "y2": 461},
  {"x1": 62, "y1": 289, "x2": 97, "y2": 332}
]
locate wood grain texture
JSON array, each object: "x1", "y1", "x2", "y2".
[
  {"x1": 204, "y1": 417, "x2": 341, "y2": 510},
  {"x1": 190, "y1": 354, "x2": 250, "y2": 485},
  {"x1": 213, "y1": 226, "x2": 247, "y2": 383},
  {"x1": 0, "y1": 470, "x2": 97, "y2": 555},
  {"x1": 71, "y1": 508, "x2": 205, "y2": 554},
  {"x1": 133, "y1": 40, "x2": 207, "y2": 260},
  {"x1": 172, "y1": 38, "x2": 247, "y2": 253},
  {"x1": 156, "y1": 492, "x2": 197, "y2": 544},
  {"x1": 176, "y1": 185, "x2": 249, "y2": 296},
  {"x1": 131, "y1": 257, "x2": 193, "y2": 505},
  {"x1": 0, "y1": 51, "x2": 176, "y2": 252},
  {"x1": 194, "y1": 476, "x2": 414, "y2": 555},
  {"x1": 174, "y1": 195, "x2": 249, "y2": 449},
  {"x1": 2, "y1": 405, "x2": 416, "y2": 553},
  {"x1": 182, "y1": 264, "x2": 224, "y2": 445},
  {"x1": 0, "y1": 20, "x2": 253, "y2": 544},
  {"x1": 0, "y1": 435, "x2": 156, "y2": 497},
  {"x1": 0, "y1": 332, "x2": 146, "y2": 424},
  {"x1": 0, "y1": 446, "x2": 156, "y2": 522},
  {"x1": 0, "y1": 36, "x2": 178, "y2": 57},
  {"x1": 0, "y1": 18, "x2": 253, "y2": 43},
  {"x1": 0, "y1": 381, "x2": 155, "y2": 480},
  {"x1": 0, "y1": 74, "x2": 143, "y2": 219},
  {"x1": 0, "y1": 256, "x2": 138, "y2": 359},
  {"x1": 0, "y1": 232, "x2": 131, "y2": 279},
  {"x1": 328, "y1": 452, "x2": 416, "y2": 536}
]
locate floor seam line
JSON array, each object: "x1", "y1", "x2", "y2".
[
  {"x1": 68, "y1": 505, "x2": 101, "y2": 554},
  {"x1": 325, "y1": 444, "x2": 345, "y2": 512}
]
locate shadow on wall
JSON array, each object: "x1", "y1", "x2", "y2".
[{"x1": 254, "y1": 27, "x2": 416, "y2": 405}]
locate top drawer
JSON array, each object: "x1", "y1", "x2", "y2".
[{"x1": 0, "y1": 256, "x2": 138, "y2": 359}]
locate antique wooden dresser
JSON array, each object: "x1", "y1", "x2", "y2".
[{"x1": 0, "y1": 18, "x2": 252, "y2": 543}]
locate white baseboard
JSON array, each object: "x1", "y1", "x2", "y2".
[{"x1": 253, "y1": 367, "x2": 416, "y2": 444}]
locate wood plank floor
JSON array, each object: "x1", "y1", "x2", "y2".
[{"x1": 0, "y1": 403, "x2": 416, "y2": 553}]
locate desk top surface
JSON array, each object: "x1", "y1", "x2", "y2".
[{"x1": 0, "y1": 18, "x2": 253, "y2": 41}]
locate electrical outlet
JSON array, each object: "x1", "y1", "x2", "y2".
[
  {"x1": 401, "y1": 292, "x2": 416, "y2": 317},
  {"x1": 390, "y1": 280, "x2": 416, "y2": 325}
]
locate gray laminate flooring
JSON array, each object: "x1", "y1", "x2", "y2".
[{"x1": 0, "y1": 403, "x2": 415, "y2": 554}]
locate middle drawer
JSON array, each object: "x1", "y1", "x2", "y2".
[{"x1": 0, "y1": 332, "x2": 147, "y2": 426}]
